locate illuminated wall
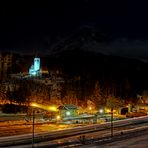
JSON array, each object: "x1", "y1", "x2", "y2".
[
  {"x1": 29, "y1": 58, "x2": 40, "y2": 76},
  {"x1": 34, "y1": 58, "x2": 40, "y2": 71}
]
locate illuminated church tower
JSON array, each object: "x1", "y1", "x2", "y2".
[
  {"x1": 34, "y1": 58, "x2": 40, "y2": 71},
  {"x1": 29, "y1": 57, "x2": 40, "y2": 76}
]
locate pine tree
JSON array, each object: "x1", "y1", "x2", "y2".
[
  {"x1": 90, "y1": 81, "x2": 103, "y2": 109},
  {"x1": 106, "y1": 95, "x2": 123, "y2": 110}
]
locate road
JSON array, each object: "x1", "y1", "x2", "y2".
[
  {"x1": 13, "y1": 123, "x2": 148, "y2": 148},
  {"x1": 1, "y1": 116, "x2": 148, "y2": 147},
  {"x1": 98, "y1": 133, "x2": 148, "y2": 148},
  {"x1": 82, "y1": 127, "x2": 148, "y2": 148},
  {"x1": 0, "y1": 120, "x2": 80, "y2": 137}
]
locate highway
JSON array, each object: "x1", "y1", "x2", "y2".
[{"x1": 0, "y1": 116, "x2": 148, "y2": 147}]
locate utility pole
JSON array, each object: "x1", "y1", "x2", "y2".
[
  {"x1": 32, "y1": 109, "x2": 35, "y2": 148},
  {"x1": 111, "y1": 107, "x2": 113, "y2": 137}
]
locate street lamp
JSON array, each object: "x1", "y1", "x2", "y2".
[
  {"x1": 99, "y1": 109, "x2": 104, "y2": 114},
  {"x1": 32, "y1": 109, "x2": 35, "y2": 148},
  {"x1": 30, "y1": 104, "x2": 37, "y2": 148},
  {"x1": 30, "y1": 102, "x2": 58, "y2": 147},
  {"x1": 111, "y1": 107, "x2": 113, "y2": 137}
]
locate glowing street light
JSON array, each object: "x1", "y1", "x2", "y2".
[
  {"x1": 30, "y1": 102, "x2": 58, "y2": 147},
  {"x1": 99, "y1": 109, "x2": 104, "y2": 114},
  {"x1": 66, "y1": 111, "x2": 71, "y2": 116},
  {"x1": 56, "y1": 115, "x2": 61, "y2": 120},
  {"x1": 89, "y1": 106, "x2": 92, "y2": 114},
  {"x1": 31, "y1": 102, "x2": 38, "y2": 107},
  {"x1": 30, "y1": 102, "x2": 58, "y2": 112},
  {"x1": 89, "y1": 107, "x2": 92, "y2": 110},
  {"x1": 48, "y1": 106, "x2": 58, "y2": 112}
]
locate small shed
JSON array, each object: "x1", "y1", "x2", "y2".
[
  {"x1": 58, "y1": 104, "x2": 78, "y2": 118},
  {"x1": 136, "y1": 104, "x2": 148, "y2": 113}
]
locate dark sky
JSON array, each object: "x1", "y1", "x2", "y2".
[{"x1": 0, "y1": 1, "x2": 148, "y2": 57}]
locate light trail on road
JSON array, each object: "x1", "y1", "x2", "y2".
[
  {"x1": 1, "y1": 116, "x2": 148, "y2": 147},
  {"x1": 6, "y1": 123, "x2": 148, "y2": 148}
]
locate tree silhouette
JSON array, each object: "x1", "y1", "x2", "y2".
[
  {"x1": 106, "y1": 95, "x2": 123, "y2": 110},
  {"x1": 90, "y1": 81, "x2": 103, "y2": 108}
]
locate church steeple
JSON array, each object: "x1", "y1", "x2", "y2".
[{"x1": 29, "y1": 56, "x2": 40, "y2": 76}]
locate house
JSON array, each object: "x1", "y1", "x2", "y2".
[
  {"x1": 135, "y1": 97, "x2": 148, "y2": 113},
  {"x1": 58, "y1": 104, "x2": 78, "y2": 118}
]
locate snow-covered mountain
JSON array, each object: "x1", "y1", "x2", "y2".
[
  {"x1": 49, "y1": 26, "x2": 148, "y2": 62},
  {"x1": 3, "y1": 25, "x2": 148, "y2": 62}
]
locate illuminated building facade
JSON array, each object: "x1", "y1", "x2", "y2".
[
  {"x1": 29, "y1": 58, "x2": 40, "y2": 76},
  {"x1": 58, "y1": 104, "x2": 78, "y2": 118}
]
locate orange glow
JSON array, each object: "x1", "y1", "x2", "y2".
[
  {"x1": 30, "y1": 102, "x2": 58, "y2": 112},
  {"x1": 31, "y1": 102, "x2": 38, "y2": 107},
  {"x1": 48, "y1": 106, "x2": 58, "y2": 112},
  {"x1": 89, "y1": 107, "x2": 92, "y2": 110},
  {"x1": 56, "y1": 115, "x2": 61, "y2": 120},
  {"x1": 105, "y1": 109, "x2": 111, "y2": 113}
]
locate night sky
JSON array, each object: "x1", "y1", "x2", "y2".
[{"x1": 0, "y1": 1, "x2": 148, "y2": 58}]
